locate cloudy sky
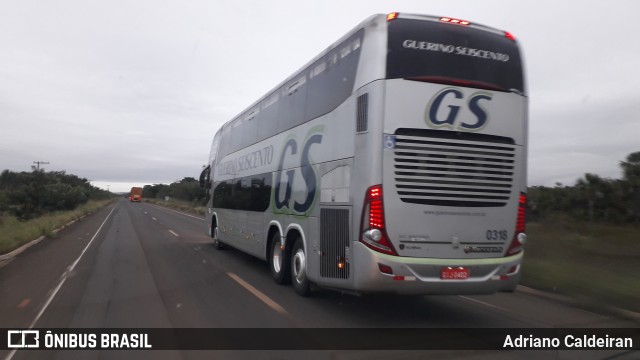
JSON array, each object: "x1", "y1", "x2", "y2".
[{"x1": 1, "y1": 1, "x2": 639, "y2": 192}]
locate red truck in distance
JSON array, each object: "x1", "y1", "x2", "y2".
[{"x1": 129, "y1": 187, "x2": 142, "y2": 202}]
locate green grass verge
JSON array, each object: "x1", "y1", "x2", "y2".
[
  {"x1": 522, "y1": 221, "x2": 640, "y2": 313},
  {"x1": 0, "y1": 199, "x2": 114, "y2": 255},
  {"x1": 143, "y1": 198, "x2": 206, "y2": 216}
]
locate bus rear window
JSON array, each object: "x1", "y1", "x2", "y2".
[{"x1": 387, "y1": 18, "x2": 525, "y2": 94}]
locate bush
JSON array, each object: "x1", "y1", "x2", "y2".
[
  {"x1": 528, "y1": 152, "x2": 640, "y2": 225},
  {"x1": 143, "y1": 177, "x2": 208, "y2": 205},
  {"x1": 0, "y1": 169, "x2": 112, "y2": 220}
]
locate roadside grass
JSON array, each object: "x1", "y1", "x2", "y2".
[
  {"x1": 143, "y1": 198, "x2": 206, "y2": 216},
  {"x1": 0, "y1": 199, "x2": 113, "y2": 255},
  {"x1": 522, "y1": 220, "x2": 640, "y2": 314}
]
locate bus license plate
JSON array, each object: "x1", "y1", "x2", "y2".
[{"x1": 440, "y1": 267, "x2": 469, "y2": 280}]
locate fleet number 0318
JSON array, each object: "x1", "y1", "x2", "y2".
[{"x1": 486, "y1": 230, "x2": 508, "y2": 241}]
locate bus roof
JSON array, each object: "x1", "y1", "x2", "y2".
[{"x1": 217, "y1": 13, "x2": 520, "y2": 136}]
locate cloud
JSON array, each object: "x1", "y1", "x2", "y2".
[
  {"x1": 1, "y1": 0, "x2": 640, "y2": 193},
  {"x1": 529, "y1": 96, "x2": 640, "y2": 185}
]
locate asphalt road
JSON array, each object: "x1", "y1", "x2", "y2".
[{"x1": 1, "y1": 199, "x2": 637, "y2": 360}]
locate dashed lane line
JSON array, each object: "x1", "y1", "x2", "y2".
[
  {"x1": 147, "y1": 203, "x2": 205, "y2": 221},
  {"x1": 458, "y1": 295, "x2": 505, "y2": 312},
  {"x1": 226, "y1": 272, "x2": 289, "y2": 317}
]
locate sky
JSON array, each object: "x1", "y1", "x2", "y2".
[{"x1": 1, "y1": 1, "x2": 639, "y2": 193}]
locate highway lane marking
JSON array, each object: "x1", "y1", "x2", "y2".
[
  {"x1": 148, "y1": 203, "x2": 205, "y2": 220},
  {"x1": 67, "y1": 207, "x2": 116, "y2": 274},
  {"x1": 169, "y1": 230, "x2": 179, "y2": 237},
  {"x1": 152, "y1": 217, "x2": 158, "y2": 221},
  {"x1": 458, "y1": 296, "x2": 505, "y2": 312},
  {"x1": 573, "y1": 306, "x2": 607, "y2": 319},
  {"x1": 518, "y1": 285, "x2": 608, "y2": 319},
  {"x1": 226, "y1": 272, "x2": 289, "y2": 317}
]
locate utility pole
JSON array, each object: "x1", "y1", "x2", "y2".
[{"x1": 33, "y1": 161, "x2": 50, "y2": 171}]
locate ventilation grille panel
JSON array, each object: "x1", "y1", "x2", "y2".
[
  {"x1": 356, "y1": 93, "x2": 368, "y2": 132},
  {"x1": 320, "y1": 208, "x2": 350, "y2": 279},
  {"x1": 394, "y1": 129, "x2": 516, "y2": 207}
]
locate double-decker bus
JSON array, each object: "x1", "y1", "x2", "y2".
[{"x1": 201, "y1": 13, "x2": 527, "y2": 296}]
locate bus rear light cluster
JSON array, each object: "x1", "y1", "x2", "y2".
[
  {"x1": 506, "y1": 193, "x2": 527, "y2": 256},
  {"x1": 378, "y1": 263, "x2": 393, "y2": 275},
  {"x1": 504, "y1": 31, "x2": 516, "y2": 41},
  {"x1": 377, "y1": 264, "x2": 417, "y2": 281},
  {"x1": 440, "y1": 17, "x2": 470, "y2": 25},
  {"x1": 368, "y1": 186, "x2": 384, "y2": 228},
  {"x1": 494, "y1": 265, "x2": 520, "y2": 280},
  {"x1": 387, "y1": 12, "x2": 399, "y2": 22},
  {"x1": 360, "y1": 185, "x2": 398, "y2": 256},
  {"x1": 393, "y1": 275, "x2": 416, "y2": 281}
]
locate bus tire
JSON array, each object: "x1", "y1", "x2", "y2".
[
  {"x1": 212, "y1": 221, "x2": 225, "y2": 250},
  {"x1": 269, "y1": 233, "x2": 290, "y2": 284},
  {"x1": 291, "y1": 237, "x2": 311, "y2": 296}
]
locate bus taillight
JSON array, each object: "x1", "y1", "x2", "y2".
[
  {"x1": 360, "y1": 185, "x2": 398, "y2": 256},
  {"x1": 506, "y1": 193, "x2": 527, "y2": 256},
  {"x1": 368, "y1": 186, "x2": 383, "y2": 228},
  {"x1": 504, "y1": 31, "x2": 516, "y2": 41},
  {"x1": 440, "y1": 17, "x2": 470, "y2": 26}
]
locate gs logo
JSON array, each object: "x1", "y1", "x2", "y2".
[
  {"x1": 273, "y1": 126, "x2": 324, "y2": 215},
  {"x1": 426, "y1": 87, "x2": 492, "y2": 131}
]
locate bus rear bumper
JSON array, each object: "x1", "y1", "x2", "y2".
[{"x1": 352, "y1": 243, "x2": 523, "y2": 295}]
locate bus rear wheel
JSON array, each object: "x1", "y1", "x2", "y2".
[
  {"x1": 291, "y1": 238, "x2": 311, "y2": 296},
  {"x1": 269, "y1": 233, "x2": 289, "y2": 284},
  {"x1": 212, "y1": 222, "x2": 224, "y2": 250}
]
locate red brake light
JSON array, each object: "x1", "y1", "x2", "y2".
[
  {"x1": 378, "y1": 263, "x2": 393, "y2": 275},
  {"x1": 505, "y1": 31, "x2": 516, "y2": 42},
  {"x1": 506, "y1": 193, "x2": 527, "y2": 256},
  {"x1": 387, "y1": 12, "x2": 399, "y2": 22},
  {"x1": 440, "y1": 17, "x2": 470, "y2": 26},
  {"x1": 360, "y1": 185, "x2": 398, "y2": 256},
  {"x1": 368, "y1": 186, "x2": 384, "y2": 228},
  {"x1": 516, "y1": 193, "x2": 526, "y2": 233}
]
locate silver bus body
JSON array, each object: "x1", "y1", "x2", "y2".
[{"x1": 204, "y1": 13, "x2": 527, "y2": 295}]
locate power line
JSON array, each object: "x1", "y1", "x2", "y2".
[{"x1": 33, "y1": 161, "x2": 49, "y2": 171}]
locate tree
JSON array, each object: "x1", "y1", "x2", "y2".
[
  {"x1": 621, "y1": 152, "x2": 640, "y2": 181},
  {"x1": 620, "y1": 151, "x2": 640, "y2": 224},
  {"x1": 142, "y1": 178, "x2": 207, "y2": 204},
  {"x1": 527, "y1": 152, "x2": 640, "y2": 224},
  {"x1": 576, "y1": 173, "x2": 605, "y2": 223},
  {"x1": 0, "y1": 169, "x2": 110, "y2": 220}
]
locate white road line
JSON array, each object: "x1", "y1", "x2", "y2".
[
  {"x1": 148, "y1": 203, "x2": 205, "y2": 220},
  {"x1": 227, "y1": 272, "x2": 289, "y2": 316},
  {"x1": 152, "y1": 217, "x2": 157, "y2": 221},
  {"x1": 168, "y1": 230, "x2": 179, "y2": 237},
  {"x1": 69, "y1": 207, "x2": 116, "y2": 273},
  {"x1": 4, "y1": 206, "x2": 116, "y2": 360},
  {"x1": 458, "y1": 295, "x2": 505, "y2": 311}
]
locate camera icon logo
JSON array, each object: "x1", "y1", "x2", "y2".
[{"x1": 7, "y1": 330, "x2": 40, "y2": 348}]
